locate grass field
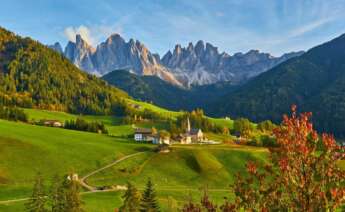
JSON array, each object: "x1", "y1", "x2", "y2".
[
  {"x1": 0, "y1": 106, "x2": 265, "y2": 211},
  {"x1": 0, "y1": 113, "x2": 268, "y2": 211},
  {"x1": 127, "y1": 99, "x2": 183, "y2": 119},
  {"x1": 86, "y1": 145, "x2": 268, "y2": 207},
  {"x1": 0, "y1": 119, "x2": 153, "y2": 200}
]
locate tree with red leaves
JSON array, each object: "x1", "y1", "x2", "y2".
[
  {"x1": 232, "y1": 105, "x2": 345, "y2": 211},
  {"x1": 200, "y1": 188, "x2": 217, "y2": 212}
]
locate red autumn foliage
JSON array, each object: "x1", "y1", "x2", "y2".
[
  {"x1": 200, "y1": 188, "x2": 218, "y2": 212},
  {"x1": 182, "y1": 200, "x2": 202, "y2": 212},
  {"x1": 233, "y1": 105, "x2": 345, "y2": 211}
]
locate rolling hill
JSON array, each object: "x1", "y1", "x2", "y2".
[{"x1": 207, "y1": 33, "x2": 345, "y2": 137}]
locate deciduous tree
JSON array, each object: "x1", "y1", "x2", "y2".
[
  {"x1": 233, "y1": 118, "x2": 253, "y2": 138},
  {"x1": 233, "y1": 105, "x2": 345, "y2": 211}
]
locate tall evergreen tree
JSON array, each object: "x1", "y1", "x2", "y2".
[
  {"x1": 49, "y1": 174, "x2": 66, "y2": 212},
  {"x1": 119, "y1": 182, "x2": 141, "y2": 212},
  {"x1": 140, "y1": 178, "x2": 160, "y2": 212},
  {"x1": 25, "y1": 172, "x2": 48, "y2": 212}
]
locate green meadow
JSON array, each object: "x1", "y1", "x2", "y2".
[
  {"x1": 0, "y1": 108, "x2": 268, "y2": 211},
  {"x1": 0, "y1": 119, "x2": 152, "y2": 199}
]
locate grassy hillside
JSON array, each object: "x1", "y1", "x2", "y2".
[
  {"x1": 0, "y1": 119, "x2": 153, "y2": 201},
  {"x1": 23, "y1": 108, "x2": 132, "y2": 135},
  {"x1": 87, "y1": 145, "x2": 267, "y2": 191},
  {"x1": 23, "y1": 106, "x2": 234, "y2": 134},
  {"x1": 126, "y1": 99, "x2": 182, "y2": 119},
  {"x1": 0, "y1": 116, "x2": 267, "y2": 211}
]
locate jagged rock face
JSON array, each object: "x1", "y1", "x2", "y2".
[
  {"x1": 51, "y1": 34, "x2": 303, "y2": 87},
  {"x1": 48, "y1": 42, "x2": 63, "y2": 54},
  {"x1": 64, "y1": 35, "x2": 96, "y2": 74},
  {"x1": 61, "y1": 34, "x2": 182, "y2": 86},
  {"x1": 161, "y1": 41, "x2": 304, "y2": 86}
]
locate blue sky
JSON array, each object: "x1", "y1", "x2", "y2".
[{"x1": 1, "y1": 0, "x2": 345, "y2": 56}]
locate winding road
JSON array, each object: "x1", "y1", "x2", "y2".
[
  {"x1": 0, "y1": 151, "x2": 146, "y2": 205},
  {"x1": 79, "y1": 151, "x2": 146, "y2": 191},
  {"x1": 0, "y1": 150, "x2": 233, "y2": 205}
]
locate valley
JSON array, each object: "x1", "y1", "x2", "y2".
[{"x1": 1, "y1": 2, "x2": 345, "y2": 210}]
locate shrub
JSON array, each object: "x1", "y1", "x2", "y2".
[
  {"x1": 64, "y1": 118, "x2": 108, "y2": 134},
  {"x1": 0, "y1": 105, "x2": 28, "y2": 122}
]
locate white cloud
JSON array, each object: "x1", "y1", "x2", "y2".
[
  {"x1": 63, "y1": 25, "x2": 94, "y2": 45},
  {"x1": 215, "y1": 11, "x2": 224, "y2": 17},
  {"x1": 289, "y1": 17, "x2": 334, "y2": 38},
  {"x1": 63, "y1": 24, "x2": 124, "y2": 46}
]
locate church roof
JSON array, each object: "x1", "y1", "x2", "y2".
[
  {"x1": 190, "y1": 129, "x2": 201, "y2": 135},
  {"x1": 134, "y1": 128, "x2": 152, "y2": 134}
]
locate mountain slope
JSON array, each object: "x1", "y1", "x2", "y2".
[
  {"x1": 207, "y1": 33, "x2": 345, "y2": 136},
  {"x1": 0, "y1": 27, "x2": 128, "y2": 114},
  {"x1": 102, "y1": 70, "x2": 192, "y2": 109},
  {"x1": 102, "y1": 70, "x2": 237, "y2": 111}
]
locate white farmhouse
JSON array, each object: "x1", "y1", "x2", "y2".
[{"x1": 134, "y1": 128, "x2": 155, "y2": 142}]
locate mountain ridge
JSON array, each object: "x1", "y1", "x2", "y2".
[
  {"x1": 161, "y1": 41, "x2": 304, "y2": 86},
  {"x1": 60, "y1": 34, "x2": 183, "y2": 86},
  {"x1": 50, "y1": 34, "x2": 303, "y2": 87}
]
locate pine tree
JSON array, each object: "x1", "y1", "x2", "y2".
[
  {"x1": 119, "y1": 182, "x2": 141, "y2": 212},
  {"x1": 49, "y1": 174, "x2": 66, "y2": 212},
  {"x1": 140, "y1": 178, "x2": 160, "y2": 212},
  {"x1": 25, "y1": 172, "x2": 48, "y2": 212}
]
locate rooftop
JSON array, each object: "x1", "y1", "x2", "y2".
[{"x1": 134, "y1": 128, "x2": 153, "y2": 134}]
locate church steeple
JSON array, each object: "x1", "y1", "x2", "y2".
[{"x1": 187, "y1": 117, "x2": 191, "y2": 133}]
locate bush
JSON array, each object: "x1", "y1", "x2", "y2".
[
  {"x1": 247, "y1": 137, "x2": 263, "y2": 146},
  {"x1": 0, "y1": 105, "x2": 28, "y2": 122},
  {"x1": 64, "y1": 118, "x2": 108, "y2": 134},
  {"x1": 260, "y1": 135, "x2": 277, "y2": 147},
  {"x1": 233, "y1": 118, "x2": 253, "y2": 137},
  {"x1": 257, "y1": 120, "x2": 276, "y2": 132}
]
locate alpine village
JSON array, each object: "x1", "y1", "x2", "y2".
[{"x1": 0, "y1": 1, "x2": 345, "y2": 212}]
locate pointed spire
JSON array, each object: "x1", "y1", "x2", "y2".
[{"x1": 187, "y1": 117, "x2": 191, "y2": 133}]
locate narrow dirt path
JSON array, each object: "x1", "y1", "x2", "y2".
[
  {"x1": 79, "y1": 151, "x2": 146, "y2": 191},
  {"x1": 0, "y1": 152, "x2": 146, "y2": 205},
  {"x1": 0, "y1": 197, "x2": 31, "y2": 205},
  {"x1": 0, "y1": 150, "x2": 236, "y2": 205}
]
